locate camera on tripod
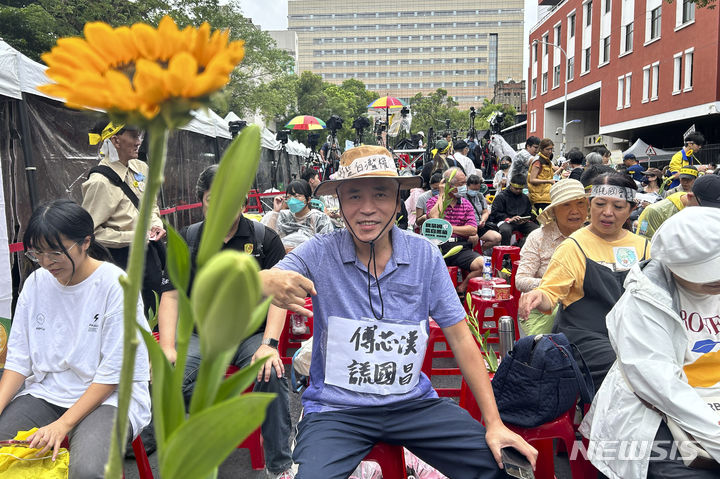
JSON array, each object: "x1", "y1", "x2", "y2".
[
  {"x1": 228, "y1": 120, "x2": 247, "y2": 138},
  {"x1": 352, "y1": 116, "x2": 371, "y2": 146},
  {"x1": 308, "y1": 132, "x2": 320, "y2": 152},
  {"x1": 276, "y1": 130, "x2": 289, "y2": 144},
  {"x1": 327, "y1": 115, "x2": 344, "y2": 133}
]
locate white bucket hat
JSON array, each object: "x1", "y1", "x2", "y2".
[
  {"x1": 314, "y1": 145, "x2": 421, "y2": 196},
  {"x1": 537, "y1": 179, "x2": 588, "y2": 226},
  {"x1": 651, "y1": 207, "x2": 720, "y2": 283}
]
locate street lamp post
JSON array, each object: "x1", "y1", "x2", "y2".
[{"x1": 535, "y1": 40, "x2": 569, "y2": 157}]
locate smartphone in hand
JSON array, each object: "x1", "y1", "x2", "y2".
[{"x1": 501, "y1": 447, "x2": 535, "y2": 479}]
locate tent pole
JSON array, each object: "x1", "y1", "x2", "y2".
[{"x1": 17, "y1": 95, "x2": 38, "y2": 211}]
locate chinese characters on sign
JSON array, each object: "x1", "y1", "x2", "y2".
[{"x1": 325, "y1": 316, "x2": 428, "y2": 395}]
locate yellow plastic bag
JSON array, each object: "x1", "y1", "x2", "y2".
[{"x1": 0, "y1": 428, "x2": 69, "y2": 478}]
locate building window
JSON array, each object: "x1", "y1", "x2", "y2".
[
  {"x1": 585, "y1": 1, "x2": 593, "y2": 26},
  {"x1": 601, "y1": 36, "x2": 610, "y2": 64},
  {"x1": 569, "y1": 14, "x2": 576, "y2": 37},
  {"x1": 681, "y1": 0, "x2": 695, "y2": 24},
  {"x1": 553, "y1": 65, "x2": 561, "y2": 87},
  {"x1": 605, "y1": 0, "x2": 611, "y2": 13},
  {"x1": 651, "y1": 62, "x2": 659, "y2": 100},
  {"x1": 684, "y1": 49, "x2": 693, "y2": 90},
  {"x1": 625, "y1": 73, "x2": 632, "y2": 107},
  {"x1": 531, "y1": 78, "x2": 538, "y2": 97},
  {"x1": 650, "y1": 7, "x2": 661, "y2": 40},
  {"x1": 532, "y1": 42, "x2": 538, "y2": 62},
  {"x1": 673, "y1": 53, "x2": 682, "y2": 93},
  {"x1": 530, "y1": 110, "x2": 537, "y2": 132},
  {"x1": 583, "y1": 47, "x2": 591, "y2": 72},
  {"x1": 623, "y1": 22, "x2": 633, "y2": 53},
  {"x1": 567, "y1": 57, "x2": 575, "y2": 80},
  {"x1": 617, "y1": 76, "x2": 625, "y2": 109},
  {"x1": 555, "y1": 25, "x2": 562, "y2": 45},
  {"x1": 642, "y1": 65, "x2": 650, "y2": 102},
  {"x1": 542, "y1": 72, "x2": 548, "y2": 93},
  {"x1": 542, "y1": 34, "x2": 549, "y2": 56}
]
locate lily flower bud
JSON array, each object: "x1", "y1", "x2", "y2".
[{"x1": 191, "y1": 250, "x2": 261, "y2": 358}]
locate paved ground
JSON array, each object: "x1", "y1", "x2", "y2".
[{"x1": 124, "y1": 355, "x2": 573, "y2": 478}]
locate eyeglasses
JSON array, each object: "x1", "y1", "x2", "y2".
[
  {"x1": 284, "y1": 193, "x2": 305, "y2": 200},
  {"x1": 25, "y1": 241, "x2": 80, "y2": 263}
]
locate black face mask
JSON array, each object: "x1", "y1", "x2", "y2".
[{"x1": 641, "y1": 179, "x2": 649, "y2": 186}]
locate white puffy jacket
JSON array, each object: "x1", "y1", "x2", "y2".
[{"x1": 580, "y1": 260, "x2": 720, "y2": 478}]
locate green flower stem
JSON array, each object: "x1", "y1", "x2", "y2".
[{"x1": 105, "y1": 123, "x2": 168, "y2": 478}]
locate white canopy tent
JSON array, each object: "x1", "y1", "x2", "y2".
[{"x1": 622, "y1": 138, "x2": 674, "y2": 162}]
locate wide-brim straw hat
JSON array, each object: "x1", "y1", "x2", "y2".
[
  {"x1": 537, "y1": 179, "x2": 588, "y2": 225},
  {"x1": 314, "y1": 145, "x2": 422, "y2": 197}
]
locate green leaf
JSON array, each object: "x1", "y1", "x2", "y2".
[
  {"x1": 137, "y1": 326, "x2": 185, "y2": 448},
  {"x1": 442, "y1": 245, "x2": 463, "y2": 259},
  {"x1": 214, "y1": 358, "x2": 268, "y2": 404},
  {"x1": 161, "y1": 393, "x2": 276, "y2": 479},
  {"x1": 196, "y1": 125, "x2": 261, "y2": 269},
  {"x1": 165, "y1": 221, "x2": 191, "y2": 293},
  {"x1": 173, "y1": 288, "x2": 194, "y2": 382},
  {"x1": 188, "y1": 349, "x2": 235, "y2": 415},
  {"x1": 241, "y1": 296, "x2": 272, "y2": 344}
]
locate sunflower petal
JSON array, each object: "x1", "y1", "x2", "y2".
[
  {"x1": 165, "y1": 52, "x2": 198, "y2": 97},
  {"x1": 84, "y1": 22, "x2": 125, "y2": 66},
  {"x1": 55, "y1": 37, "x2": 109, "y2": 73},
  {"x1": 131, "y1": 23, "x2": 160, "y2": 60}
]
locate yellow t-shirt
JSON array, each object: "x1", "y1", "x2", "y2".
[{"x1": 538, "y1": 227, "x2": 650, "y2": 309}]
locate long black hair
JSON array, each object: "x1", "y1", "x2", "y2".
[{"x1": 23, "y1": 200, "x2": 111, "y2": 276}]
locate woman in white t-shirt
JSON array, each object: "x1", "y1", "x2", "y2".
[
  {"x1": 581, "y1": 207, "x2": 720, "y2": 478},
  {"x1": 0, "y1": 199, "x2": 151, "y2": 478}
]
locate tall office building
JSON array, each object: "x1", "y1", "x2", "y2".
[{"x1": 288, "y1": 0, "x2": 525, "y2": 109}]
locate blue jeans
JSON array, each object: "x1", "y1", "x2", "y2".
[
  {"x1": 293, "y1": 398, "x2": 506, "y2": 479},
  {"x1": 183, "y1": 332, "x2": 293, "y2": 474}
]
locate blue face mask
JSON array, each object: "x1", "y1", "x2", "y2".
[
  {"x1": 522, "y1": 188, "x2": 529, "y2": 195},
  {"x1": 454, "y1": 185, "x2": 467, "y2": 197},
  {"x1": 466, "y1": 189, "x2": 479, "y2": 197},
  {"x1": 431, "y1": 189, "x2": 439, "y2": 196},
  {"x1": 286, "y1": 197, "x2": 306, "y2": 214}
]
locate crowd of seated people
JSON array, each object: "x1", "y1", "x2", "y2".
[{"x1": 7, "y1": 123, "x2": 720, "y2": 479}]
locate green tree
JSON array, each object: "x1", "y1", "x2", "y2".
[{"x1": 408, "y1": 89, "x2": 471, "y2": 145}]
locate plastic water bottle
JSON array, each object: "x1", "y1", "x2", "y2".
[
  {"x1": 498, "y1": 316, "x2": 516, "y2": 358},
  {"x1": 482, "y1": 256, "x2": 492, "y2": 280}
]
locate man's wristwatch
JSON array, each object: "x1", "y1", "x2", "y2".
[{"x1": 261, "y1": 338, "x2": 279, "y2": 349}]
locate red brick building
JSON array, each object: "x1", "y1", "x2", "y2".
[{"x1": 527, "y1": 0, "x2": 720, "y2": 155}]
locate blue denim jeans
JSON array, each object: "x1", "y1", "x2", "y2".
[
  {"x1": 183, "y1": 332, "x2": 293, "y2": 474},
  {"x1": 294, "y1": 398, "x2": 506, "y2": 479}
]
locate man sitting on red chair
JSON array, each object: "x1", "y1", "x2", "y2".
[
  {"x1": 426, "y1": 167, "x2": 496, "y2": 293},
  {"x1": 264, "y1": 145, "x2": 537, "y2": 479},
  {"x1": 157, "y1": 165, "x2": 295, "y2": 479}
]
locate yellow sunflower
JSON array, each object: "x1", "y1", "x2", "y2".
[{"x1": 39, "y1": 16, "x2": 244, "y2": 122}]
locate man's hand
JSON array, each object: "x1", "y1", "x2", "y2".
[
  {"x1": 259, "y1": 269, "x2": 316, "y2": 316},
  {"x1": 698, "y1": 164, "x2": 709, "y2": 172},
  {"x1": 27, "y1": 419, "x2": 72, "y2": 461},
  {"x1": 149, "y1": 226, "x2": 166, "y2": 241},
  {"x1": 469, "y1": 234, "x2": 479, "y2": 246},
  {"x1": 437, "y1": 179, "x2": 446, "y2": 197},
  {"x1": 508, "y1": 216, "x2": 522, "y2": 224},
  {"x1": 478, "y1": 218, "x2": 486, "y2": 228},
  {"x1": 485, "y1": 424, "x2": 538, "y2": 471},
  {"x1": 252, "y1": 344, "x2": 285, "y2": 382}
]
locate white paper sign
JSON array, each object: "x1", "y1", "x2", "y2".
[{"x1": 325, "y1": 316, "x2": 428, "y2": 395}]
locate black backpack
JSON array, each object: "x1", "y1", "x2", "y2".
[{"x1": 491, "y1": 333, "x2": 594, "y2": 428}]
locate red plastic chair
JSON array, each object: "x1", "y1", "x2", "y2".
[
  {"x1": 447, "y1": 266, "x2": 459, "y2": 289},
  {"x1": 130, "y1": 436, "x2": 154, "y2": 479},
  {"x1": 460, "y1": 379, "x2": 596, "y2": 479},
  {"x1": 491, "y1": 246, "x2": 520, "y2": 277},
  {"x1": 278, "y1": 297, "x2": 313, "y2": 365},
  {"x1": 364, "y1": 442, "x2": 408, "y2": 479},
  {"x1": 224, "y1": 365, "x2": 266, "y2": 470},
  {"x1": 421, "y1": 320, "x2": 461, "y2": 397},
  {"x1": 243, "y1": 189, "x2": 263, "y2": 213}
]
